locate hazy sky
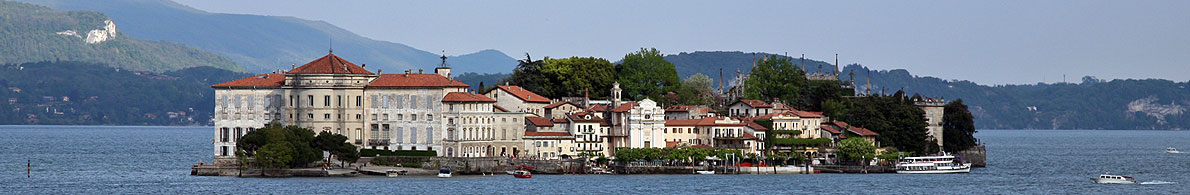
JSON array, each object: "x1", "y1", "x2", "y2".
[{"x1": 173, "y1": 0, "x2": 1189, "y2": 85}]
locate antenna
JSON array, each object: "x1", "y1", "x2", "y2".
[{"x1": 329, "y1": 38, "x2": 333, "y2": 54}]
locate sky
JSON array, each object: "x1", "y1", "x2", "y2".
[{"x1": 172, "y1": 0, "x2": 1190, "y2": 85}]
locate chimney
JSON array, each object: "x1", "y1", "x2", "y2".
[
  {"x1": 362, "y1": 64, "x2": 367, "y2": 68},
  {"x1": 377, "y1": 69, "x2": 382, "y2": 75},
  {"x1": 405, "y1": 70, "x2": 411, "y2": 77},
  {"x1": 291, "y1": 64, "x2": 296, "y2": 70},
  {"x1": 419, "y1": 69, "x2": 423, "y2": 74}
]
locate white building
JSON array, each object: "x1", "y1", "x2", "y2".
[
  {"x1": 211, "y1": 53, "x2": 495, "y2": 162},
  {"x1": 486, "y1": 85, "x2": 551, "y2": 117},
  {"x1": 728, "y1": 99, "x2": 773, "y2": 117}
]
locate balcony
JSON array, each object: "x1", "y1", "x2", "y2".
[{"x1": 367, "y1": 139, "x2": 391, "y2": 146}]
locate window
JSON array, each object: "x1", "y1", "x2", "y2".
[
  {"x1": 337, "y1": 95, "x2": 342, "y2": 107},
  {"x1": 411, "y1": 114, "x2": 418, "y2": 121},
  {"x1": 234, "y1": 127, "x2": 242, "y2": 142},
  {"x1": 356, "y1": 114, "x2": 361, "y2": 119},
  {"x1": 220, "y1": 127, "x2": 229, "y2": 142},
  {"x1": 410, "y1": 96, "x2": 418, "y2": 109},
  {"x1": 307, "y1": 95, "x2": 314, "y2": 107},
  {"x1": 410, "y1": 128, "x2": 418, "y2": 144},
  {"x1": 382, "y1": 95, "x2": 390, "y2": 108},
  {"x1": 247, "y1": 96, "x2": 254, "y2": 108},
  {"x1": 289, "y1": 95, "x2": 294, "y2": 107},
  {"x1": 371, "y1": 114, "x2": 378, "y2": 120},
  {"x1": 383, "y1": 114, "x2": 389, "y2": 121},
  {"x1": 426, "y1": 128, "x2": 433, "y2": 143},
  {"x1": 324, "y1": 114, "x2": 331, "y2": 119},
  {"x1": 324, "y1": 95, "x2": 331, "y2": 107},
  {"x1": 395, "y1": 127, "x2": 403, "y2": 143},
  {"x1": 308, "y1": 114, "x2": 314, "y2": 119},
  {"x1": 396, "y1": 95, "x2": 404, "y2": 109},
  {"x1": 397, "y1": 114, "x2": 403, "y2": 121},
  {"x1": 234, "y1": 96, "x2": 241, "y2": 108},
  {"x1": 427, "y1": 114, "x2": 433, "y2": 121},
  {"x1": 370, "y1": 95, "x2": 378, "y2": 108},
  {"x1": 356, "y1": 96, "x2": 362, "y2": 107}
]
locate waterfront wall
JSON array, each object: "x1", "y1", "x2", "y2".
[{"x1": 955, "y1": 145, "x2": 987, "y2": 167}]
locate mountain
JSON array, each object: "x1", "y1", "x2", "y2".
[
  {"x1": 664, "y1": 51, "x2": 836, "y2": 86},
  {"x1": 17, "y1": 0, "x2": 518, "y2": 74},
  {"x1": 0, "y1": 1, "x2": 240, "y2": 72},
  {"x1": 0, "y1": 61, "x2": 252, "y2": 125}
]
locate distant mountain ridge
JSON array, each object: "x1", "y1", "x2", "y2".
[
  {"x1": 17, "y1": 0, "x2": 518, "y2": 74},
  {"x1": 0, "y1": 1, "x2": 240, "y2": 72},
  {"x1": 664, "y1": 51, "x2": 836, "y2": 86}
]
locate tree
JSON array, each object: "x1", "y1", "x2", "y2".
[
  {"x1": 503, "y1": 53, "x2": 546, "y2": 94},
  {"x1": 236, "y1": 124, "x2": 326, "y2": 168},
  {"x1": 676, "y1": 73, "x2": 715, "y2": 105},
  {"x1": 743, "y1": 55, "x2": 805, "y2": 105},
  {"x1": 538, "y1": 56, "x2": 616, "y2": 98},
  {"x1": 616, "y1": 48, "x2": 681, "y2": 102},
  {"x1": 943, "y1": 99, "x2": 978, "y2": 152},
  {"x1": 255, "y1": 142, "x2": 293, "y2": 170},
  {"x1": 838, "y1": 137, "x2": 876, "y2": 165},
  {"x1": 836, "y1": 93, "x2": 932, "y2": 154}
]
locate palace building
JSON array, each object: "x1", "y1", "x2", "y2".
[{"x1": 210, "y1": 52, "x2": 522, "y2": 161}]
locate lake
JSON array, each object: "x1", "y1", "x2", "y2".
[{"x1": 0, "y1": 126, "x2": 1186, "y2": 194}]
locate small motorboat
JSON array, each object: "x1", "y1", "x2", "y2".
[
  {"x1": 590, "y1": 167, "x2": 613, "y2": 174},
  {"x1": 513, "y1": 170, "x2": 532, "y2": 178},
  {"x1": 1091, "y1": 173, "x2": 1137, "y2": 184},
  {"x1": 437, "y1": 168, "x2": 452, "y2": 178},
  {"x1": 1167, "y1": 147, "x2": 1181, "y2": 154},
  {"x1": 695, "y1": 170, "x2": 715, "y2": 175},
  {"x1": 385, "y1": 169, "x2": 406, "y2": 177}
]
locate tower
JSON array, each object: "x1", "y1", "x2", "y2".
[
  {"x1": 611, "y1": 82, "x2": 622, "y2": 106},
  {"x1": 434, "y1": 51, "x2": 452, "y2": 78}
]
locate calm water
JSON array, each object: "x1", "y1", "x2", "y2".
[{"x1": 1, "y1": 126, "x2": 1186, "y2": 194}]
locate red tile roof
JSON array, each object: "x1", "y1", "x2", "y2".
[
  {"x1": 493, "y1": 105, "x2": 510, "y2": 112},
  {"x1": 734, "y1": 99, "x2": 773, "y2": 108},
  {"x1": 287, "y1": 54, "x2": 373, "y2": 74},
  {"x1": 524, "y1": 131, "x2": 573, "y2": 137},
  {"x1": 495, "y1": 85, "x2": 551, "y2": 103},
  {"x1": 691, "y1": 144, "x2": 713, "y2": 149},
  {"x1": 211, "y1": 74, "x2": 285, "y2": 87},
  {"x1": 368, "y1": 74, "x2": 469, "y2": 88},
  {"x1": 750, "y1": 109, "x2": 825, "y2": 121},
  {"x1": 526, "y1": 117, "x2": 554, "y2": 127},
  {"x1": 742, "y1": 133, "x2": 758, "y2": 140},
  {"x1": 832, "y1": 121, "x2": 878, "y2": 136},
  {"x1": 821, "y1": 125, "x2": 842, "y2": 134},
  {"x1": 552, "y1": 118, "x2": 569, "y2": 124},
  {"x1": 611, "y1": 102, "x2": 638, "y2": 113},
  {"x1": 585, "y1": 104, "x2": 608, "y2": 112},
  {"x1": 544, "y1": 101, "x2": 581, "y2": 109},
  {"x1": 568, "y1": 112, "x2": 604, "y2": 123},
  {"x1": 745, "y1": 121, "x2": 769, "y2": 131},
  {"x1": 441, "y1": 92, "x2": 495, "y2": 102}
]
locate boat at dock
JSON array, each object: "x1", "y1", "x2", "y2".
[
  {"x1": 695, "y1": 170, "x2": 715, "y2": 175},
  {"x1": 1167, "y1": 147, "x2": 1181, "y2": 153},
  {"x1": 386, "y1": 169, "x2": 406, "y2": 177},
  {"x1": 437, "y1": 168, "x2": 452, "y2": 178},
  {"x1": 895, "y1": 155, "x2": 971, "y2": 174},
  {"x1": 1091, "y1": 173, "x2": 1137, "y2": 184}
]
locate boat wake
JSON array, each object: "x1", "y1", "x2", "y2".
[{"x1": 1140, "y1": 181, "x2": 1177, "y2": 185}]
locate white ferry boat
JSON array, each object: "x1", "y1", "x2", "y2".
[
  {"x1": 895, "y1": 155, "x2": 971, "y2": 174},
  {"x1": 1091, "y1": 173, "x2": 1137, "y2": 184}
]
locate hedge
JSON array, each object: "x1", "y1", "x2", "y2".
[
  {"x1": 770, "y1": 138, "x2": 832, "y2": 146},
  {"x1": 771, "y1": 130, "x2": 802, "y2": 135},
  {"x1": 360, "y1": 149, "x2": 438, "y2": 157}
]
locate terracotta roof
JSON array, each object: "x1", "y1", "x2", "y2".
[
  {"x1": 745, "y1": 121, "x2": 769, "y2": 131},
  {"x1": 552, "y1": 118, "x2": 569, "y2": 124},
  {"x1": 750, "y1": 109, "x2": 825, "y2": 121},
  {"x1": 544, "y1": 101, "x2": 581, "y2": 109},
  {"x1": 493, "y1": 105, "x2": 510, "y2": 112},
  {"x1": 691, "y1": 144, "x2": 713, "y2": 149},
  {"x1": 287, "y1": 54, "x2": 373, "y2": 74},
  {"x1": 568, "y1": 112, "x2": 604, "y2": 123},
  {"x1": 734, "y1": 99, "x2": 773, "y2": 108},
  {"x1": 495, "y1": 85, "x2": 550, "y2": 103},
  {"x1": 526, "y1": 117, "x2": 554, "y2": 127},
  {"x1": 524, "y1": 131, "x2": 573, "y2": 137},
  {"x1": 742, "y1": 133, "x2": 758, "y2": 140},
  {"x1": 211, "y1": 74, "x2": 285, "y2": 87},
  {"x1": 611, "y1": 102, "x2": 638, "y2": 113},
  {"x1": 441, "y1": 92, "x2": 495, "y2": 102},
  {"x1": 585, "y1": 104, "x2": 608, "y2": 112},
  {"x1": 821, "y1": 125, "x2": 842, "y2": 134},
  {"x1": 832, "y1": 121, "x2": 878, "y2": 136},
  {"x1": 368, "y1": 74, "x2": 469, "y2": 88},
  {"x1": 666, "y1": 141, "x2": 680, "y2": 148}
]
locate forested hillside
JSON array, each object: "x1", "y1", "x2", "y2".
[
  {"x1": 0, "y1": 1, "x2": 240, "y2": 72},
  {"x1": 0, "y1": 61, "x2": 252, "y2": 125}
]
